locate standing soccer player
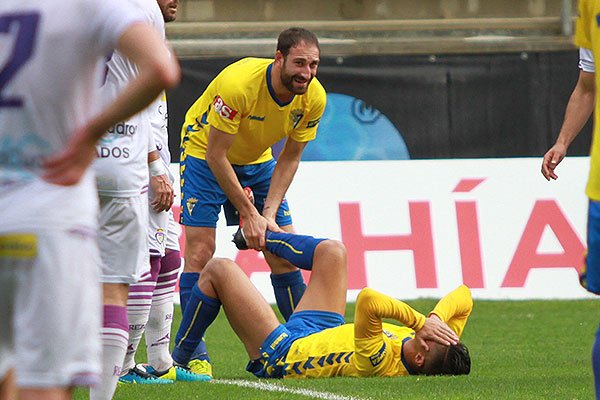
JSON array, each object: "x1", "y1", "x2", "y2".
[
  {"x1": 574, "y1": 1, "x2": 600, "y2": 398},
  {"x1": 91, "y1": 0, "x2": 181, "y2": 397},
  {"x1": 120, "y1": 0, "x2": 209, "y2": 383},
  {"x1": 176, "y1": 27, "x2": 326, "y2": 376},
  {"x1": 0, "y1": 0, "x2": 180, "y2": 399}
]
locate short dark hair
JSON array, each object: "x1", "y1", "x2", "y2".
[
  {"x1": 276, "y1": 27, "x2": 320, "y2": 57},
  {"x1": 423, "y1": 342, "x2": 471, "y2": 376}
]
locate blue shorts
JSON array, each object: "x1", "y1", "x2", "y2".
[
  {"x1": 584, "y1": 200, "x2": 600, "y2": 294},
  {"x1": 246, "y1": 310, "x2": 345, "y2": 378},
  {"x1": 180, "y1": 155, "x2": 292, "y2": 228}
]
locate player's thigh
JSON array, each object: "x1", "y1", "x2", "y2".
[
  {"x1": 183, "y1": 225, "x2": 216, "y2": 272},
  {"x1": 148, "y1": 206, "x2": 170, "y2": 257},
  {"x1": 98, "y1": 195, "x2": 149, "y2": 284},
  {"x1": 14, "y1": 230, "x2": 102, "y2": 388},
  {"x1": 180, "y1": 155, "x2": 227, "y2": 228}
]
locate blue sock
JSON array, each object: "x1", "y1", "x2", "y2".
[
  {"x1": 265, "y1": 231, "x2": 326, "y2": 270},
  {"x1": 172, "y1": 284, "x2": 220, "y2": 366},
  {"x1": 179, "y1": 272, "x2": 200, "y2": 313},
  {"x1": 593, "y1": 323, "x2": 600, "y2": 399},
  {"x1": 270, "y1": 269, "x2": 306, "y2": 321}
]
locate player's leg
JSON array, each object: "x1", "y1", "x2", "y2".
[
  {"x1": 0, "y1": 369, "x2": 16, "y2": 400},
  {"x1": 10, "y1": 230, "x2": 102, "y2": 400},
  {"x1": 292, "y1": 239, "x2": 348, "y2": 316},
  {"x1": 174, "y1": 258, "x2": 280, "y2": 362},
  {"x1": 263, "y1": 224, "x2": 307, "y2": 321},
  {"x1": 92, "y1": 195, "x2": 163, "y2": 398},
  {"x1": 236, "y1": 159, "x2": 308, "y2": 321},
  {"x1": 585, "y1": 200, "x2": 600, "y2": 397},
  {"x1": 180, "y1": 226, "x2": 215, "y2": 311}
]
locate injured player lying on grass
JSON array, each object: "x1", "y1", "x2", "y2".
[{"x1": 170, "y1": 229, "x2": 472, "y2": 378}]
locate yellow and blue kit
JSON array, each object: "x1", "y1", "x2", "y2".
[
  {"x1": 180, "y1": 57, "x2": 327, "y2": 165},
  {"x1": 576, "y1": 0, "x2": 600, "y2": 294},
  {"x1": 248, "y1": 285, "x2": 473, "y2": 378}
]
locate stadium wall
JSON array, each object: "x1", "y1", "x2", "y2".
[
  {"x1": 169, "y1": 157, "x2": 593, "y2": 301},
  {"x1": 167, "y1": 49, "x2": 591, "y2": 162}
]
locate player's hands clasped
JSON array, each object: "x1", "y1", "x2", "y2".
[{"x1": 415, "y1": 315, "x2": 459, "y2": 350}]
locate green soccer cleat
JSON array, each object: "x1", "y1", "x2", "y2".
[
  {"x1": 187, "y1": 359, "x2": 213, "y2": 380},
  {"x1": 146, "y1": 364, "x2": 212, "y2": 382},
  {"x1": 118, "y1": 365, "x2": 173, "y2": 384}
]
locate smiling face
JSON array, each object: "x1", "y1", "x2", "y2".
[
  {"x1": 277, "y1": 40, "x2": 320, "y2": 95},
  {"x1": 156, "y1": 0, "x2": 178, "y2": 22}
]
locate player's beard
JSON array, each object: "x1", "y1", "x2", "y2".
[{"x1": 280, "y1": 68, "x2": 313, "y2": 95}]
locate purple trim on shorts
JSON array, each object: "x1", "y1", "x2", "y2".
[{"x1": 71, "y1": 372, "x2": 100, "y2": 387}]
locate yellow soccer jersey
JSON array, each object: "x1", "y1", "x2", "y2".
[
  {"x1": 180, "y1": 57, "x2": 327, "y2": 165},
  {"x1": 282, "y1": 285, "x2": 473, "y2": 379},
  {"x1": 576, "y1": 0, "x2": 600, "y2": 201}
]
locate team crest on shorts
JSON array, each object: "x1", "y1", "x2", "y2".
[
  {"x1": 155, "y1": 228, "x2": 165, "y2": 244},
  {"x1": 186, "y1": 197, "x2": 198, "y2": 215}
]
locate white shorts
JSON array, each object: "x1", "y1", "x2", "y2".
[
  {"x1": 148, "y1": 207, "x2": 181, "y2": 256},
  {"x1": 98, "y1": 194, "x2": 150, "y2": 283},
  {"x1": 0, "y1": 230, "x2": 101, "y2": 388}
]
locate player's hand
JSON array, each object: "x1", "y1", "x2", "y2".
[
  {"x1": 541, "y1": 143, "x2": 567, "y2": 181},
  {"x1": 415, "y1": 315, "x2": 458, "y2": 351},
  {"x1": 42, "y1": 125, "x2": 97, "y2": 186},
  {"x1": 241, "y1": 213, "x2": 270, "y2": 251},
  {"x1": 150, "y1": 174, "x2": 174, "y2": 212},
  {"x1": 263, "y1": 215, "x2": 284, "y2": 234}
]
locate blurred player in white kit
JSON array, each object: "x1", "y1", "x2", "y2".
[{"x1": 0, "y1": 0, "x2": 180, "y2": 399}]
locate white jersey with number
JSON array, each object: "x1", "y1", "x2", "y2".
[
  {"x1": 94, "y1": 0, "x2": 166, "y2": 197},
  {"x1": 0, "y1": 0, "x2": 144, "y2": 232}
]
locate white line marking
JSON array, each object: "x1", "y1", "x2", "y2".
[{"x1": 212, "y1": 379, "x2": 372, "y2": 400}]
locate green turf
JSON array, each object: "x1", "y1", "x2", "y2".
[{"x1": 74, "y1": 298, "x2": 598, "y2": 399}]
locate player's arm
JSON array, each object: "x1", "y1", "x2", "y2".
[
  {"x1": 148, "y1": 149, "x2": 174, "y2": 212},
  {"x1": 262, "y1": 137, "x2": 307, "y2": 223},
  {"x1": 205, "y1": 125, "x2": 279, "y2": 250},
  {"x1": 43, "y1": 22, "x2": 181, "y2": 186},
  {"x1": 428, "y1": 285, "x2": 473, "y2": 338},
  {"x1": 354, "y1": 288, "x2": 458, "y2": 346},
  {"x1": 541, "y1": 68, "x2": 595, "y2": 180}
]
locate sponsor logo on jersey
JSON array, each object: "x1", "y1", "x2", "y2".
[
  {"x1": 290, "y1": 109, "x2": 304, "y2": 129},
  {"x1": 96, "y1": 146, "x2": 130, "y2": 159},
  {"x1": 107, "y1": 121, "x2": 137, "y2": 136},
  {"x1": 186, "y1": 197, "x2": 198, "y2": 215},
  {"x1": 0, "y1": 234, "x2": 37, "y2": 258},
  {"x1": 212, "y1": 95, "x2": 238, "y2": 120},
  {"x1": 369, "y1": 343, "x2": 386, "y2": 367},
  {"x1": 307, "y1": 118, "x2": 320, "y2": 128}
]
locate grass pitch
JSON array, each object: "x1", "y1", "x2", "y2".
[{"x1": 74, "y1": 298, "x2": 598, "y2": 399}]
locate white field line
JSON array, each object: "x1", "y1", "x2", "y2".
[{"x1": 212, "y1": 379, "x2": 372, "y2": 400}]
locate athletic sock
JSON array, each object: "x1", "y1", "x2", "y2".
[
  {"x1": 146, "y1": 250, "x2": 181, "y2": 371},
  {"x1": 593, "y1": 323, "x2": 600, "y2": 399},
  {"x1": 122, "y1": 257, "x2": 160, "y2": 373},
  {"x1": 90, "y1": 305, "x2": 128, "y2": 400},
  {"x1": 270, "y1": 269, "x2": 306, "y2": 321},
  {"x1": 178, "y1": 272, "x2": 200, "y2": 313},
  {"x1": 171, "y1": 284, "x2": 220, "y2": 366},
  {"x1": 265, "y1": 231, "x2": 326, "y2": 270}
]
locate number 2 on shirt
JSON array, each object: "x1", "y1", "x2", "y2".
[{"x1": 0, "y1": 12, "x2": 40, "y2": 108}]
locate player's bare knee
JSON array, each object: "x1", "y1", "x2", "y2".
[
  {"x1": 204, "y1": 257, "x2": 237, "y2": 280},
  {"x1": 185, "y1": 244, "x2": 214, "y2": 272},
  {"x1": 315, "y1": 240, "x2": 347, "y2": 267}
]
